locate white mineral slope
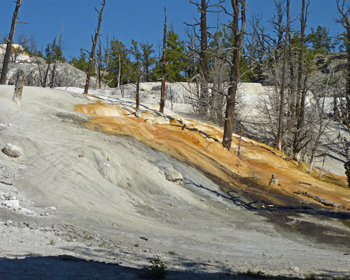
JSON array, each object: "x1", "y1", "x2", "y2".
[{"x1": 0, "y1": 85, "x2": 349, "y2": 279}]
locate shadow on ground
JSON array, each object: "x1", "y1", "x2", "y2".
[
  {"x1": 184, "y1": 177, "x2": 350, "y2": 249},
  {"x1": 0, "y1": 255, "x2": 275, "y2": 280},
  {"x1": 1, "y1": 255, "x2": 349, "y2": 279}
]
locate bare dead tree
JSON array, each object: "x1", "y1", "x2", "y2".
[
  {"x1": 247, "y1": 13, "x2": 268, "y2": 83},
  {"x1": 16, "y1": 32, "x2": 37, "y2": 55},
  {"x1": 222, "y1": 0, "x2": 246, "y2": 151},
  {"x1": 159, "y1": 6, "x2": 167, "y2": 113},
  {"x1": 34, "y1": 56, "x2": 44, "y2": 87},
  {"x1": 102, "y1": 35, "x2": 110, "y2": 88},
  {"x1": 84, "y1": 0, "x2": 106, "y2": 94},
  {"x1": 277, "y1": 0, "x2": 291, "y2": 150},
  {"x1": 0, "y1": 0, "x2": 23, "y2": 85},
  {"x1": 98, "y1": 36, "x2": 102, "y2": 89},
  {"x1": 187, "y1": 0, "x2": 224, "y2": 116},
  {"x1": 292, "y1": 0, "x2": 311, "y2": 159},
  {"x1": 50, "y1": 25, "x2": 64, "y2": 88},
  {"x1": 336, "y1": 0, "x2": 350, "y2": 129},
  {"x1": 336, "y1": 0, "x2": 350, "y2": 187},
  {"x1": 12, "y1": 69, "x2": 24, "y2": 106},
  {"x1": 209, "y1": 34, "x2": 227, "y2": 123},
  {"x1": 43, "y1": 38, "x2": 56, "y2": 87},
  {"x1": 127, "y1": 40, "x2": 143, "y2": 116}
]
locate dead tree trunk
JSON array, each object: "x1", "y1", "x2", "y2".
[
  {"x1": 117, "y1": 54, "x2": 121, "y2": 88},
  {"x1": 43, "y1": 38, "x2": 56, "y2": 87},
  {"x1": 102, "y1": 35, "x2": 110, "y2": 88},
  {"x1": 159, "y1": 6, "x2": 167, "y2": 113},
  {"x1": 12, "y1": 70, "x2": 24, "y2": 106},
  {"x1": 0, "y1": 0, "x2": 23, "y2": 85},
  {"x1": 98, "y1": 36, "x2": 102, "y2": 89},
  {"x1": 35, "y1": 56, "x2": 44, "y2": 87},
  {"x1": 136, "y1": 76, "x2": 140, "y2": 116},
  {"x1": 84, "y1": 0, "x2": 106, "y2": 94},
  {"x1": 277, "y1": 0, "x2": 291, "y2": 151},
  {"x1": 222, "y1": 0, "x2": 246, "y2": 151},
  {"x1": 336, "y1": 0, "x2": 350, "y2": 186},
  {"x1": 187, "y1": 0, "x2": 224, "y2": 116},
  {"x1": 199, "y1": 0, "x2": 209, "y2": 115},
  {"x1": 50, "y1": 26, "x2": 64, "y2": 89},
  {"x1": 292, "y1": 0, "x2": 310, "y2": 159}
]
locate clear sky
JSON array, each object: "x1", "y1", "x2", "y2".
[{"x1": 0, "y1": 0, "x2": 344, "y2": 60}]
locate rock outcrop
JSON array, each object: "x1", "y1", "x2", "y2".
[{"x1": 0, "y1": 55, "x2": 100, "y2": 88}]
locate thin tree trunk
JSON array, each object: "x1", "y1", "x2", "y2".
[
  {"x1": 117, "y1": 54, "x2": 121, "y2": 88},
  {"x1": 1, "y1": 0, "x2": 23, "y2": 85},
  {"x1": 43, "y1": 39, "x2": 56, "y2": 87},
  {"x1": 136, "y1": 76, "x2": 140, "y2": 116},
  {"x1": 98, "y1": 36, "x2": 102, "y2": 89},
  {"x1": 35, "y1": 57, "x2": 43, "y2": 87},
  {"x1": 12, "y1": 70, "x2": 24, "y2": 106},
  {"x1": 277, "y1": 0, "x2": 291, "y2": 150},
  {"x1": 159, "y1": 6, "x2": 167, "y2": 113},
  {"x1": 84, "y1": 0, "x2": 106, "y2": 94},
  {"x1": 199, "y1": 0, "x2": 209, "y2": 115},
  {"x1": 293, "y1": 0, "x2": 309, "y2": 158},
  {"x1": 102, "y1": 35, "x2": 109, "y2": 88},
  {"x1": 237, "y1": 124, "x2": 243, "y2": 157},
  {"x1": 50, "y1": 26, "x2": 64, "y2": 89},
  {"x1": 309, "y1": 97, "x2": 327, "y2": 173},
  {"x1": 346, "y1": 28, "x2": 350, "y2": 118},
  {"x1": 222, "y1": 0, "x2": 246, "y2": 151}
]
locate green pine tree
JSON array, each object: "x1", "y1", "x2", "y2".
[
  {"x1": 140, "y1": 42, "x2": 156, "y2": 82},
  {"x1": 306, "y1": 25, "x2": 334, "y2": 53},
  {"x1": 107, "y1": 37, "x2": 131, "y2": 87},
  {"x1": 69, "y1": 48, "x2": 90, "y2": 73},
  {"x1": 153, "y1": 30, "x2": 188, "y2": 82}
]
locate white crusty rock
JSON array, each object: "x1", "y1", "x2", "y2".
[
  {"x1": 1, "y1": 199, "x2": 20, "y2": 210},
  {"x1": 157, "y1": 161, "x2": 183, "y2": 184},
  {"x1": 2, "y1": 143, "x2": 22, "y2": 158}
]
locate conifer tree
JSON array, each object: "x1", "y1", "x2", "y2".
[{"x1": 153, "y1": 31, "x2": 188, "y2": 83}]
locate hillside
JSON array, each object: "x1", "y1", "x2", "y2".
[{"x1": 0, "y1": 85, "x2": 350, "y2": 279}]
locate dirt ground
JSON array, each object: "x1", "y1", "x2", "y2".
[{"x1": 0, "y1": 85, "x2": 350, "y2": 279}]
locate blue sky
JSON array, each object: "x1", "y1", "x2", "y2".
[{"x1": 0, "y1": 0, "x2": 344, "y2": 60}]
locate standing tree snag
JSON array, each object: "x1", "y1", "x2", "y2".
[
  {"x1": 84, "y1": 0, "x2": 106, "y2": 94},
  {"x1": 128, "y1": 40, "x2": 143, "y2": 117},
  {"x1": 222, "y1": 0, "x2": 246, "y2": 151},
  {"x1": 337, "y1": 0, "x2": 350, "y2": 128},
  {"x1": 187, "y1": 0, "x2": 224, "y2": 116},
  {"x1": 336, "y1": 0, "x2": 350, "y2": 187},
  {"x1": 277, "y1": 0, "x2": 291, "y2": 151},
  {"x1": 292, "y1": 0, "x2": 311, "y2": 158},
  {"x1": 12, "y1": 70, "x2": 24, "y2": 106},
  {"x1": 198, "y1": 0, "x2": 210, "y2": 115},
  {"x1": 51, "y1": 25, "x2": 64, "y2": 88},
  {"x1": 0, "y1": 0, "x2": 23, "y2": 85},
  {"x1": 43, "y1": 38, "x2": 56, "y2": 87},
  {"x1": 159, "y1": 6, "x2": 167, "y2": 113}
]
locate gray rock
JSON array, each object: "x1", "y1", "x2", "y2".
[
  {"x1": 2, "y1": 143, "x2": 22, "y2": 158},
  {"x1": 2, "y1": 199, "x2": 20, "y2": 210},
  {"x1": 1, "y1": 56, "x2": 102, "y2": 88},
  {"x1": 157, "y1": 162, "x2": 183, "y2": 184}
]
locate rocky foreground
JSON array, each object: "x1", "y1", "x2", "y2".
[{"x1": 0, "y1": 85, "x2": 350, "y2": 279}]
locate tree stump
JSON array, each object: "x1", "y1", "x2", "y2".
[
  {"x1": 12, "y1": 70, "x2": 24, "y2": 106},
  {"x1": 269, "y1": 173, "x2": 279, "y2": 186}
]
